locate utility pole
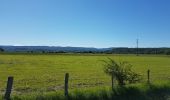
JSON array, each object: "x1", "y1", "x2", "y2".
[{"x1": 136, "y1": 39, "x2": 139, "y2": 56}]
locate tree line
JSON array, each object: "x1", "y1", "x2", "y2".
[
  {"x1": 1, "y1": 47, "x2": 170, "y2": 55},
  {"x1": 21, "y1": 48, "x2": 170, "y2": 55},
  {"x1": 106, "y1": 48, "x2": 170, "y2": 55}
]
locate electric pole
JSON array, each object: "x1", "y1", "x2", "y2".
[{"x1": 136, "y1": 39, "x2": 139, "y2": 56}]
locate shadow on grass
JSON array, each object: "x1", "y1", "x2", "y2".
[
  {"x1": 146, "y1": 84, "x2": 170, "y2": 100},
  {"x1": 11, "y1": 84, "x2": 170, "y2": 100}
]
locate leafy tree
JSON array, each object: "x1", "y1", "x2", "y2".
[
  {"x1": 164, "y1": 50, "x2": 170, "y2": 55},
  {"x1": 0, "y1": 48, "x2": 4, "y2": 52},
  {"x1": 103, "y1": 58, "x2": 141, "y2": 86}
]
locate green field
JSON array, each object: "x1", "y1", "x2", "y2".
[{"x1": 0, "y1": 54, "x2": 170, "y2": 98}]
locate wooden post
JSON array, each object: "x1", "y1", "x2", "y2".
[
  {"x1": 111, "y1": 73, "x2": 114, "y2": 90},
  {"x1": 4, "y1": 77, "x2": 14, "y2": 100},
  {"x1": 147, "y1": 70, "x2": 150, "y2": 84},
  {"x1": 65, "y1": 73, "x2": 69, "y2": 97}
]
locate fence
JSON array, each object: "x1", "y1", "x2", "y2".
[{"x1": 2, "y1": 70, "x2": 151, "y2": 100}]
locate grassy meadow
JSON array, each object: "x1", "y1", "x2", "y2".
[{"x1": 0, "y1": 54, "x2": 170, "y2": 99}]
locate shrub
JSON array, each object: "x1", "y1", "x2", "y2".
[{"x1": 103, "y1": 58, "x2": 141, "y2": 86}]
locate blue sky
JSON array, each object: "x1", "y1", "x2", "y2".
[{"x1": 0, "y1": 0, "x2": 170, "y2": 48}]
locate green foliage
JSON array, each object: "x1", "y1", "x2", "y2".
[
  {"x1": 7, "y1": 84, "x2": 170, "y2": 100},
  {"x1": 127, "y1": 71, "x2": 141, "y2": 84},
  {"x1": 0, "y1": 48, "x2": 4, "y2": 52},
  {"x1": 165, "y1": 50, "x2": 170, "y2": 55},
  {"x1": 103, "y1": 58, "x2": 141, "y2": 86},
  {"x1": 110, "y1": 48, "x2": 170, "y2": 55}
]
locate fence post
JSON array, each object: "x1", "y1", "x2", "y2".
[
  {"x1": 65, "y1": 73, "x2": 69, "y2": 97},
  {"x1": 4, "y1": 76, "x2": 14, "y2": 100},
  {"x1": 147, "y1": 69, "x2": 150, "y2": 84},
  {"x1": 111, "y1": 73, "x2": 114, "y2": 90}
]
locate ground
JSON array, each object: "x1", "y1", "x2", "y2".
[{"x1": 0, "y1": 54, "x2": 170, "y2": 96}]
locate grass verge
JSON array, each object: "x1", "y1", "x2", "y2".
[{"x1": 4, "y1": 83, "x2": 170, "y2": 100}]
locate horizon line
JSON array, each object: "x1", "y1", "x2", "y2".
[{"x1": 0, "y1": 45, "x2": 170, "y2": 49}]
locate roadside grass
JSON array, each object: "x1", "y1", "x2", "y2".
[{"x1": 7, "y1": 83, "x2": 170, "y2": 100}]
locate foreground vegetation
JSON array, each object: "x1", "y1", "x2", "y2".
[
  {"x1": 8, "y1": 83, "x2": 170, "y2": 100},
  {"x1": 0, "y1": 54, "x2": 170, "y2": 99}
]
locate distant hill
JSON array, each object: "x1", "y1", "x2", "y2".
[
  {"x1": 1, "y1": 46, "x2": 170, "y2": 55},
  {"x1": 0, "y1": 46, "x2": 112, "y2": 53}
]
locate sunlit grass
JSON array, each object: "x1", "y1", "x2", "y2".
[{"x1": 0, "y1": 54, "x2": 170, "y2": 96}]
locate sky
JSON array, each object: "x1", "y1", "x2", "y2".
[{"x1": 0, "y1": 0, "x2": 170, "y2": 48}]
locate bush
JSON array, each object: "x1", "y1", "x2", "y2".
[
  {"x1": 0, "y1": 48, "x2": 4, "y2": 52},
  {"x1": 103, "y1": 58, "x2": 141, "y2": 86}
]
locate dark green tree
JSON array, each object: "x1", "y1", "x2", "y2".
[{"x1": 0, "y1": 48, "x2": 4, "y2": 52}]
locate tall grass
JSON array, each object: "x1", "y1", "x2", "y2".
[{"x1": 5, "y1": 83, "x2": 170, "y2": 100}]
